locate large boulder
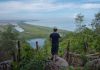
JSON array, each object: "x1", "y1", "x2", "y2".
[
  {"x1": 45, "y1": 56, "x2": 69, "y2": 70},
  {"x1": 84, "y1": 59, "x2": 100, "y2": 70}
]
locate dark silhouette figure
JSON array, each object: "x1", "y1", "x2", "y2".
[
  {"x1": 36, "y1": 41, "x2": 39, "y2": 51},
  {"x1": 50, "y1": 27, "x2": 60, "y2": 60}
]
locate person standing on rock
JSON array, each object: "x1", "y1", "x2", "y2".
[{"x1": 50, "y1": 27, "x2": 61, "y2": 60}]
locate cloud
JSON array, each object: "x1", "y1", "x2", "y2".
[
  {"x1": 0, "y1": 1, "x2": 57, "y2": 13},
  {"x1": 87, "y1": 0, "x2": 100, "y2": 3},
  {"x1": 0, "y1": 0, "x2": 100, "y2": 20},
  {"x1": 0, "y1": 1, "x2": 100, "y2": 14},
  {"x1": 81, "y1": 3, "x2": 100, "y2": 9}
]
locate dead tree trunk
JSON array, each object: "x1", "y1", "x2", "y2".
[
  {"x1": 36, "y1": 41, "x2": 39, "y2": 51},
  {"x1": 17, "y1": 40, "x2": 21, "y2": 62},
  {"x1": 66, "y1": 41, "x2": 70, "y2": 63},
  {"x1": 16, "y1": 40, "x2": 21, "y2": 70}
]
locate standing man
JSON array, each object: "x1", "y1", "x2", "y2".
[{"x1": 50, "y1": 27, "x2": 61, "y2": 60}]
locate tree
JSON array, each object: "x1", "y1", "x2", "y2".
[
  {"x1": 91, "y1": 12, "x2": 100, "y2": 52},
  {"x1": 91, "y1": 12, "x2": 100, "y2": 34},
  {"x1": 75, "y1": 13, "x2": 85, "y2": 32},
  {"x1": 0, "y1": 24, "x2": 19, "y2": 61}
]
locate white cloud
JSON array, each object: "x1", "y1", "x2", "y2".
[
  {"x1": 87, "y1": 0, "x2": 100, "y2": 3},
  {"x1": 81, "y1": 3, "x2": 100, "y2": 9},
  {"x1": 0, "y1": 1, "x2": 100, "y2": 14}
]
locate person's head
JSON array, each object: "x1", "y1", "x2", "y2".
[{"x1": 53, "y1": 27, "x2": 58, "y2": 32}]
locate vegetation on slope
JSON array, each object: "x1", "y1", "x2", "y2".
[{"x1": 19, "y1": 23, "x2": 68, "y2": 39}]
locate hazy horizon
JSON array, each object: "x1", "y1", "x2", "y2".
[{"x1": 0, "y1": 0, "x2": 100, "y2": 31}]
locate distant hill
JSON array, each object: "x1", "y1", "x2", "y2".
[
  {"x1": 0, "y1": 20, "x2": 39, "y2": 24},
  {"x1": 0, "y1": 23, "x2": 70, "y2": 39},
  {"x1": 18, "y1": 23, "x2": 69, "y2": 39}
]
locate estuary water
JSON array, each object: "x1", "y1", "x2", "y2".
[{"x1": 27, "y1": 38, "x2": 46, "y2": 48}]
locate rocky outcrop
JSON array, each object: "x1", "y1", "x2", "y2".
[
  {"x1": 84, "y1": 59, "x2": 100, "y2": 70},
  {"x1": 45, "y1": 56, "x2": 69, "y2": 70},
  {"x1": 0, "y1": 60, "x2": 12, "y2": 70}
]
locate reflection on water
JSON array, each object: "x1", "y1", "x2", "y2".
[{"x1": 27, "y1": 38, "x2": 45, "y2": 48}]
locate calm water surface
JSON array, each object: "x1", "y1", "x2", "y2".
[{"x1": 27, "y1": 38, "x2": 46, "y2": 48}]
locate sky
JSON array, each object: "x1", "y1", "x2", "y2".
[{"x1": 0, "y1": 0, "x2": 100, "y2": 31}]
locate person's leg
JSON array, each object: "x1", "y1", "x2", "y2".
[
  {"x1": 51, "y1": 45, "x2": 55, "y2": 60},
  {"x1": 55, "y1": 44, "x2": 59, "y2": 55},
  {"x1": 53, "y1": 44, "x2": 59, "y2": 62},
  {"x1": 51, "y1": 44, "x2": 59, "y2": 61},
  {"x1": 53, "y1": 45, "x2": 58, "y2": 61}
]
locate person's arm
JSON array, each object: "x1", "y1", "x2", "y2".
[
  {"x1": 49, "y1": 34, "x2": 52, "y2": 42},
  {"x1": 58, "y1": 33, "x2": 62, "y2": 42}
]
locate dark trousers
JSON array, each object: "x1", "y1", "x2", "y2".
[{"x1": 51, "y1": 44, "x2": 59, "y2": 55}]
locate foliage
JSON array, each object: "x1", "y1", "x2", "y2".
[
  {"x1": 0, "y1": 24, "x2": 19, "y2": 61},
  {"x1": 91, "y1": 12, "x2": 100, "y2": 34},
  {"x1": 80, "y1": 53, "x2": 88, "y2": 66},
  {"x1": 75, "y1": 13, "x2": 85, "y2": 32},
  {"x1": 91, "y1": 12, "x2": 100, "y2": 52},
  {"x1": 20, "y1": 42, "x2": 48, "y2": 70},
  {"x1": 68, "y1": 66, "x2": 74, "y2": 70}
]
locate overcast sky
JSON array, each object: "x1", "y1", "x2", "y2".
[{"x1": 0, "y1": 0, "x2": 100, "y2": 20}]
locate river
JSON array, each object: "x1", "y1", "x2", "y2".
[{"x1": 27, "y1": 38, "x2": 46, "y2": 48}]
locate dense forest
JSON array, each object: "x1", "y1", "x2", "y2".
[{"x1": 0, "y1": 12, "x2": 100, "y2": 70}]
